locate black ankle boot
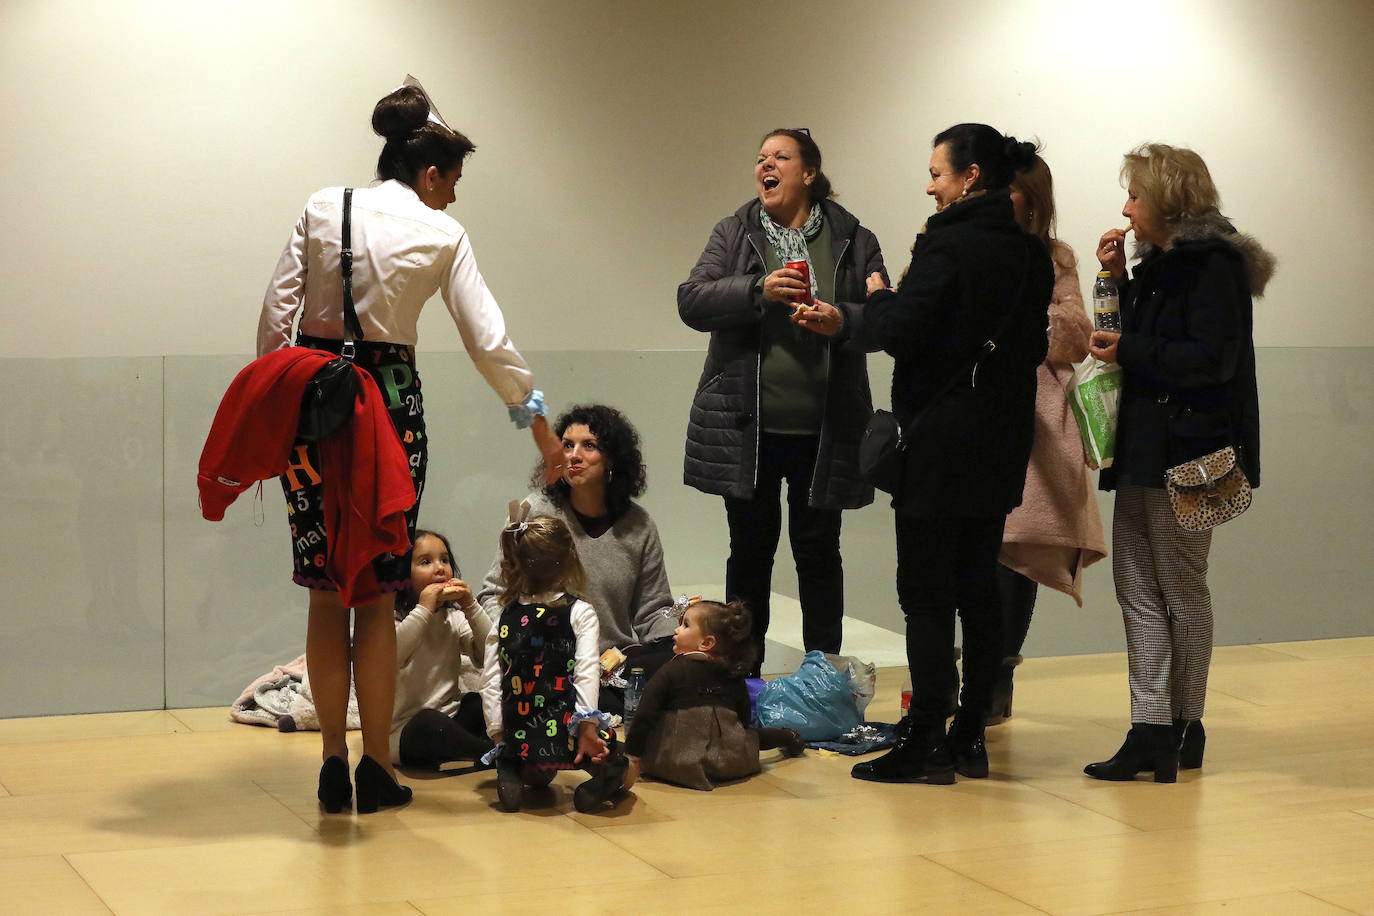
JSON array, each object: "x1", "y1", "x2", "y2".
[
  {"x1": 852, "y1": 718, "x2": 956, "y2": 785},
  {"x1": 1084, "y1": 724, "x2": 1180, "y2": 783},
  {"x1": 317, "y1": 755, "x2": 352, "y2": 813},
  {"x1": 984, "y1": 655, "x2": 1022, "y2": 726},
  {"x1": 574, "y1": 756, "x2": 630, "y2": 813},
  {"x1": 354, "y1": 755, "x2": 412, "y2": 813},
  {"x1": 1177, "y1": 718, "x2": 1205, "y2": 769},
  {"x1": 947, "y1": 712, "x2": 988, "y2": 779}
]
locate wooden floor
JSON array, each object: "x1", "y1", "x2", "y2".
[{"x1": 3, "y1": 638, "x2": 1374, "y2": 915}]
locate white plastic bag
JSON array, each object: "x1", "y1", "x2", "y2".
[
  {"x1": 824, "y1": 653, "x2": 878, "y2": 717},
  {"x1": 1067, "y1": 356, "x2": 1123, "y2": 469}
]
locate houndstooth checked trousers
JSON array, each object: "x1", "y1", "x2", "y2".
[{"x1": 1112, "y1": 485, "x2": 1214, "y2": 724}]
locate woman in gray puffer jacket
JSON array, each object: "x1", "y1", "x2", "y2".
[{"x1": 677, "y1": 128, "x2": 886, "y2": 675}]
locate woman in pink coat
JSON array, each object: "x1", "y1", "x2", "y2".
[{"x1": 984, "y1": 152, "x2": 1108, "y2": 721}]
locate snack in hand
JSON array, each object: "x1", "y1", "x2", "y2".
[
  {"x1": 600, "y1": 647, "x2": 627, "y2": 675},
  {"x1": 440, "y1": 582, "x2": 466, "y2": 601}
]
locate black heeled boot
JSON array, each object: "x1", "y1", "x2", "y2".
[
  {"x1": 317, "y1": 755, "x2": 352, "y2": 813},
  {"x1": 984, "y1": 655, "x2": 1022, "y2": 726},
  {"x1": 573, "y1": 755, "x2": 631, "y2": 813},
  {"x1": 1142, "y1": 718, "x2": 1207, "y2": 773},
  {"x1": 354, "y1": 755, "x2": 412, "y2": 813},
  {"x1": 1177, "y1": 718, "x2": 1205, "y2": 769},
  {"x1": 1084, "y1": 724, "x2": 1180, "y2": 783},
  {"x1": 852, "y1": 717, "x2": 956, "y2": 785},
  {"x1": 947, "y1": 712, "x2": 989, "y2": 779}
]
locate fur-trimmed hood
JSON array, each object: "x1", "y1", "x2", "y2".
[{"x1": 1135, "y1": 210, "x2": 1276, "y2": 297}]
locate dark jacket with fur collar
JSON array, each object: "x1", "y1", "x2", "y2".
[
  {"x1": 1102, "y1": 211, "x2": 1275, "y2": 491},
  {"x1": 854, "y1": 190, "x2": 1054, "y2": 517},
  {"x1": 677, "y1": 198, "x2": 886, "y2": 509}
]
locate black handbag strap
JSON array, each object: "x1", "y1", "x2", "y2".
[
  {"x1": 898, "y1": 251, "x2": 1031, "y2": 446},
  {"x1": 341, "y1": 187, "x2": 363, "y2": 357}
]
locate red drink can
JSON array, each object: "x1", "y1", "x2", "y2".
[{"x1": 785, "y1": 259, "x2": 813, "y2": 305}]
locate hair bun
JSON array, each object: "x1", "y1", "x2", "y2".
[
  {"x1": 1003, "y1": 136, "x2": 1040, "y2": 170},
  {"x1": 372, "y1": 86, "x2": 430, "y2": 140}
]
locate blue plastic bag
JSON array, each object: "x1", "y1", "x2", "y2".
[{"x1": 755, "y1": 651, "x2": 862, "y2": 740}]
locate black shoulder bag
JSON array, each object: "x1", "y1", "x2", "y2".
[
  {"x1": 297, "y1": 188, "x2": 365, "y2": 443},
  {"x1": 859, "y1": 255, "x2": 1030, "y2": 494}
]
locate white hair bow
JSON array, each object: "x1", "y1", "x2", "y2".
[{"x1": 504, "y1": 498, "x2": 531, "y2": 537}]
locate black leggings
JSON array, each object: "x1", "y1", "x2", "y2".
[
  {"x1": 397, "y1": 693, "x2": 491, "y2": 768},
  {"x1": 996, "y1": 563, "x2": 1038, "y2": 658}
]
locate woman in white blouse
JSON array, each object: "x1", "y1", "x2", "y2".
[{"x1": 258, "y1": 80, "x2": 561, "y2": 813}]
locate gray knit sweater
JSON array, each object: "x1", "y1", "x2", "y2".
[{"x1": 474, "y1": 492, "x2": 677, "y2": 652}]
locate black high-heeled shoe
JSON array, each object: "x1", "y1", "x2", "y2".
[
  {"x1": 354, "y1": 755, "x2": 412, "y2": 814},
  {"x1": 1084, "y1": 724, "x2": 1179, "y2": 783},
  {"x1": 317, "y1": 755, "x2": 352, "y2": 813}
]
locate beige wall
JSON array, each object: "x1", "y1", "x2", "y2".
[
  {"x1": 2, "y1": 0, "x2": 1369, "y2": 358},
  {"x1": 2, "y1": 0, "x2": 1372, "y2": 717}
]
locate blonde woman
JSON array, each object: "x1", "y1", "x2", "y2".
[{"x1": 1084, "y1": 144, "x2": 1274, "y2": 782}]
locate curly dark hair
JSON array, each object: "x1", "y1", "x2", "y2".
[
  {"x1": 530, "y1": 404, "x2": 647, "y2": 518},
  {"x1": 693, "y1": 600, "x2": 756, "y2": 678}
]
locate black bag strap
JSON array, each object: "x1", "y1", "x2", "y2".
[
  {"x1": 341, "y1": 187, "x2": 363, "y2": 357},
  {"x1": 898, "y1": 250, "x2": 1031, "y2": 447},
  {"x1": 968, "y1": 251, "x2": 1029, "y2": 388}
]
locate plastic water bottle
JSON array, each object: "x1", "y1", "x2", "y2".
[
  {"x1": 1092, "y1": 271, "x2": 1121, "y2": 332},
  {"x1": 624, "y1": 667, "x2": 646, "y2": 725}
]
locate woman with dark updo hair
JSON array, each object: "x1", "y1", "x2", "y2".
[
  {"x1": 805, "y1": 123, "x2": 1054, "y2": 784},
  {"x1": 257, "y1": 79, "x2": 562, "y2": 813}
]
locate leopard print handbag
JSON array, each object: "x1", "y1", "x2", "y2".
[{"x1": 1164, "y1": 446, "x2": 1253, "y2": 531}]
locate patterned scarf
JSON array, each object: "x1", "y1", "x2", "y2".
[{"x1": 760, "y1": 202, "x2": 824, "y2": 301}]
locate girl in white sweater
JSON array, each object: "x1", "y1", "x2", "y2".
[{"x1": 391, "y1": 530, "x2": 494, "y2": 768}]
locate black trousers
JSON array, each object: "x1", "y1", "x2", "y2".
[
  {"x1": 896, "y1": 513, "x2": 1006, "y2": 726},
  {"x1": 725, "y1": 433, "x2": 844, "y2": 676}
]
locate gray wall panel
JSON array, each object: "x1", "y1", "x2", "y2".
[
  {"x1": 1, "y1": 346, "x2": 1369, "y2": 717},
  {"x1": 0, "y1": 359, "x2": 165, "y2": 716}
]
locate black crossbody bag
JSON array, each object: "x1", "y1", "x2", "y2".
[{"x1": 297, "y1": 188, "x2": 365, "y2": 442}]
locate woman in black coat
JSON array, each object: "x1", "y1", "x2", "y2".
[
  {"x1": 1084, "y1": 143, "x2": 1273, "y2": 783},
  {"x1": 807, "y1": 124, "x2": 1052, "y2": 784},
  {"x1": 677, "y1": 129, "x2": 886, "y2": 675}
]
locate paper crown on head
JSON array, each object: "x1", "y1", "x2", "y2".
[{"x1": 394, "y1": 74, "x2": 454, "y2": 134}]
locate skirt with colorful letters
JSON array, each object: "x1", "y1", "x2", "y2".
[{"x1": 279, "y1": 333, "x2": 426, "y2": 595}]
